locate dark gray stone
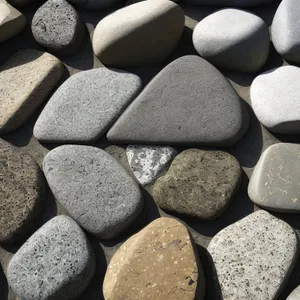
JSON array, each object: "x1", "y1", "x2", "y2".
[
  {"x1": 182, "y1": 0, "x2": 274, "y2": 7},
  {"x1": 34, "y1": 68, "x2": 142, "y2": 143},
  {"x1": 43, "y1": 145, "x2": 143, "y2": 239},
  {"x1": 31, "y1": 0, "x2": 85, "y2": 55},
  {"x1": 107, "y1": 55, "x2": 249, "y2": 147},
  {"x1": 7, "y1": 215, "x2": 95, "y2": 300}
]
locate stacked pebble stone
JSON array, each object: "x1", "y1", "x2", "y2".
[{"x1": 2, "y1": 0, "x2": 300, "y2": 299}]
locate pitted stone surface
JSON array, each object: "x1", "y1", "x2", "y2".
[
  {"x1": 7, "y1": 215, "x2": 95, "y2": 300},
  {"x1": 182, "y1": 0, "x2": 274, "y2": 7},
  {"x1": 0, "y1": 49, "x2": 64, "y2": 134},
  {"x1": 126, "y1": 145, "x2": 177, "y2": 186},
  {"x1": 152, "y1": 149, "x2": 242, "y2": 219},
  {"x1": 34, "y1": 68, "x2": 142, "y2": 143},
  {"x1": 208, "y1": 210, "x2": 298, "y2": 300},
  {"x1": 103, "y1": 217, "x2": 205, "y2": 300},
  {"x1": 43, "y1": 145, "x2": 143, "y2": 239}
]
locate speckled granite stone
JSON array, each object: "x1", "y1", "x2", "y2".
[
  {"x1": 7, "y1": 215, "x2": 95, "y2": 300},
  {"x1": 126, "y1": 145, "x2": 177, "y2": 186},
  {"x1": 0, "y1": 49, "x2": 64, "y2": 134},
  {"x1": 103, "y1": 217, "x2": 205, "y2": 300},
  {"x1": 152, "y1": 149, "x2": 242, "y2": 220},
  {"x1": 287, "y1": 285, "x2": 300, "y2": 300},
  {"x1": 0, "y1": 139, "x2": 45, "y2": 244},
  {"x1": 43, "y1": 145, "x2": 143, "y2": 239},
  {"x1": 208, "y1": 210, "x2": 298, "y2": 300}
]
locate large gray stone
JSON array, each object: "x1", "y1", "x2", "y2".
[
  {"x1": 272, "y1": 0, "x2": 300, "y2": 63},
  {"x1": 31, "y1": 0, "x2": 85, "y2": 55},
  {"x1": 182, "y1": 0, "x2": 274, "y2": 7},
  {"x1": 92, "y1": 0, "x2": 184, "y2": 67},
  {"x1": 193, "y1": 8, "x2": 269, "y2": 73},
  {"x1": 34, "y1": 68, "x2": 142, "y2": 143},
  {"x1": 287, "y1": 285, "x2": 300, "y2": 300},
  {"x1": 107, "y1": 55, "x2": 249, "y2": 147},
  {"x1": 248, "y1": 143, "x2": 300, "y2": 213},
  {"x1": 7, "y1": 215, "x2": 95, "y2": 300},
  {"x1": 43, "y1": 145, "x2": 143, "y2": 239},
  {"x1": 208, "y1": 210, "x2": 298, "y2": 300}
]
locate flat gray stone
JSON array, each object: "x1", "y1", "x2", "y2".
[
  {"x1": 272, "y1": 0, "x2": 300, "y2": 63},
  {"x1": 43, "y1": 145, "x2": 143, "y2": 239},
  {"x1": 287, "y1": 285, "x2": 300, "y2": 300},
  {"x1": 208, "y1": 210, "x2": 298, "y2": 300},
  {"x1": 248, "y1": 143, "x2": 300, "y2": 213},
  {"x1": 193, "y1": 8, "x2": 269, "y2": 73},
  {"x1": 68, "y1": 0, "x2": 122, "y2": 10},
  {"x1": 152, "y1": 149, "x2": 242, "y2": 220},
  {"x1": 126, "y1": 145, "x2": 177, "y2": 186},
  {"x1": 31, "y1": 0, "x2": 85, "y2": 55},
  {"x1": 107, "y1": 55, "x2": 249, "y2": 147},
  {"x1": 182, "y1": 0, "x2": 274, "y2": 7},
  {"x1": 34, "y1": 68, "x2": 142, "y2": 143},
  {"x1": 7, "y1": 215, "x2": 95, "y2": 300},
  {"x1": 251, "y1": 66, "x2": 300, "y2": 134}
]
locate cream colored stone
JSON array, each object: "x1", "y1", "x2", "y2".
[
  {"x1": 92, "y1": 0, "x2": 184, "y2": 67},
  {"x1": 103, "y1": 217, "x2": 205, "y2": 300},
  {"x1": 0, "y1": 49, "x2": 64, "y2": 134}
]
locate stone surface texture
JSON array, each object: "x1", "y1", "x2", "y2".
[
  {"x1": 0, "y1": 139, "x2": 45, "y2": 244},
  {"x1": 92, "y1": 0, "x2": 184, "y2": 67},
  {"x1": 103, "y1": 217, "x2": 205, "y2": 300},
  {"x1": 107, "y1": 55, "x2": 248, "y2": 146},
  {"x1": 183, "y1": 0, "x2": 274, "y2": 7},
  {"x1": 0, "y1": 0, "x2": 26, "y2": 42},
  {"x1": 152, "y1": 149, "x2": 242, "y2": 220},
  {"x1": 193, "y1": 8, "x2": 269, "y2": 73},
  {"x1": 272, "y1": 0, "x2": 300, "y2": 63},
  {"x1": 208, "y1": 210, "x2": 298, "y2": 300},
  {"x1": 7, "y1": 215, "x2": 95, "y2": 300},
  {"x1": 43, "y1": 145, "x2": 143, "y2": 239},
  {"x1": 34, "y1": 68, "x2": 142, "y2": 143},
  {"x1": 126, "y1": 145, "x2": 177, "y2": 186},
  {"x1": 0, "y1": 49, "x2": 64, "y2": 134},
  {"x1": 249, "y1": 143, "x2": 300, "y2": 213},
  {"x1": 31, "y1": 0, "x2": 85, "y2": 55},
  {"x1": 251, "y1": 66, "x2": 300, "y2": 134},
  {"x1": 287, "y1": 285, "x2": 300, "y2": 300}
]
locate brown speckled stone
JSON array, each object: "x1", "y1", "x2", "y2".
[
  {"x1": 152, "y1": 149, "x2": 242, "y2": 220},
  {"x1": 0, "y1": 139, "x2": 46, "y2": 244},
  {"x1": 103, "y1": 217, "x2": 205, "y2": 300}
]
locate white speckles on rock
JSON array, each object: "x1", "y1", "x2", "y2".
[{"x1": 126, "y1": 145, "x2": 177, "y2": 186}]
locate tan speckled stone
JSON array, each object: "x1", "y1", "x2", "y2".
[
  {"x1": 103, "y1": 217, "x2": 205, "y2": 300},
  {"x1": 0, "y1": 49, "x2": 64, "y2": 134}
]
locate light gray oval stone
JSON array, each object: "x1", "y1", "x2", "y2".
[
  {"x1": 43, "y1": 145, "x2": 144, "y2": 239},
  {"x1": 248, "y1": 143, "x2": 300, "y2": 213},
  {"x1": 193, "y1": 8, "x2": 269, "y2": 73},
  {"x1": 34, "y1": 68, "x2": 142, "y2": 143},
  {"x1": 182, "y1": 0, "x2": 274, "y2": 7},
  {"x1": 251, "y1": 66, "x2": 300, "y2": 134},
  {"x1": 272, "y1": 0, "x2": 300, "y2": 63},
  {"x1": 287, "y1": 285, "x2": 300, "y2": 300},
  {"x1": 7, "y1": 215, "x2": 95, "y2": 300},
  {"x1": 208, "y1": 210, "x2": 298, "y2": 300}
]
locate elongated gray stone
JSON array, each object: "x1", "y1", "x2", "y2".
[{"x1": 43, "y1": 145, "x2": 143, "y2": 239}]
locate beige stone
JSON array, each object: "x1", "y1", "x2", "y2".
[
  {"x1": 0, "y1": 0, "x2": 26, "y2": 42},
  {"x1": 0, "y1": 49, "x2": 64, "y2": 134},
  {"x1": 103, "y1": 217, "x2": 205, "y2": 300},
  {"x1": 92, "y1": 0, "x2": 184, "y2": 67}
]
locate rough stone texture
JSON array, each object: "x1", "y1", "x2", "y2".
[
  {"x1": 208, "y1": 210, "x2": 299, "y2": 300},
  {"x1": 92, "y1": 1, "x2": 184, "y2": 67},
  {"x1": 248, "y1": 143, "x2": 300, "y2": 213},
  {"x1": 183, "y1": 0, "x2": 274, "y2": 7},
  {"x1": 251, "y1": 66, "x2": 300, "y2": 134},
  {"x1": 7, "y1": 215, "x2": 95, "y2": 300},
  {"x1": 31, "y1": 0, "x2": 85, "y2": 56},
  {"x1": 126, "y1": 145, "x2": 177, "y2": 186},
  {"x1": 193, "y1": 8, "x2": 269, "y2": 73},
  {"x1": 68, "y1": 0, "x2": 122, "y2": 10},
  {"x1": 103, "y1": 217, "x2": 205, "y2": 300},
  {"x1": 107, "y1": 55, "x2": 249, "y2": 146},
  {"x1": 287, "y1": 285, "x2": 300, "y2": 300},
  {"x1": 34, "y1": 68, "x2": 142, "y2": 143},
  {"x1": 272, "y1": 0, "x2": 300, "y2": 63},
  {"x1": 0, "y1": 49, "x2": 64, "y2": 134},
  {"x1": 0, "y1": 0, "x2": 26, "y2": 43},
  {"x1": 43, "y1": 145, "x2": 143, "y2": 239},
  {"x1": 0, "y1": 139, "x2": 45, "y2": 244},
  {"x1": 152, "y1": 149, "x2": 242, "y2": 220}
]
